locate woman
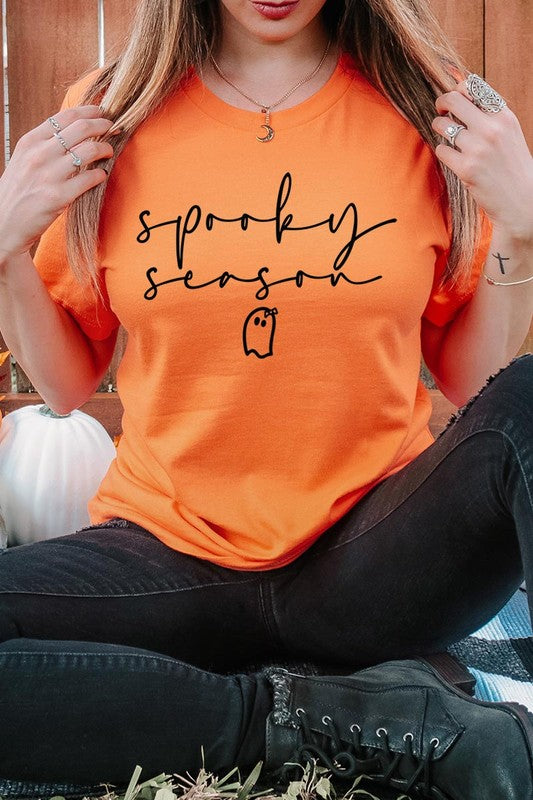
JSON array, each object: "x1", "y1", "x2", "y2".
[{"x1": 0, "y1": 0, "x2": 532, "y2": 796}]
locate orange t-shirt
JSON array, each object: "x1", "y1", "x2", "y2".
[{"x1": 34, "y1": 55, "x2": 491, "y2": 569}]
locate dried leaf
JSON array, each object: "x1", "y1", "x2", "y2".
[
  {"x1": 236, "y1": 762, "x2": 263, "y2": 800},
  {"x1": 314, "y1": 778, "x2": 331, "y2": 800},
  {"x1": 154, "y1": 788, "x2": 178, "y2": 800},
  {"x1": 124, "y1": 765, "x2": 144, "y2": 800},
  {"x1": 0, "y1": 351, "x2": 10, "y2": 367}
]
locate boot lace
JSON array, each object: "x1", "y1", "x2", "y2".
[{"x1": 280, "y1": 707, "x2": 448, "y2": 800}]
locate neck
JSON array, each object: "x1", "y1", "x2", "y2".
[{"x1": 214, "y1": 9, "x2": 330, "y2": 83}]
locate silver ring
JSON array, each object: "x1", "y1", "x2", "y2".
[
  {"x1": 445, "y1": 123, "x2": 466, "y2": 148},
  {"x1": 47, "y1": 116, "x2": 62, "y2": 133},
  {"x1": 69, "y1": 149, "x2": 82, "y2": 168},
  {"x1": 466, "y1": 74, "x2": 507, "y2": 114},
  {"x1": 53, "y1": 131, "x2": 70, "y2": 153}
]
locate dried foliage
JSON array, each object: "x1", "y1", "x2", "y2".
[{"x1": 20, "y1": 760, "x2": 411, "y2": 800}]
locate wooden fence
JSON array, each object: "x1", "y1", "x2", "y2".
[{"x1": 0, "y1": 0, "x2": 532, "y2": 409}]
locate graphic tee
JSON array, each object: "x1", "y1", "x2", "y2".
[{"x1": 34, "y1": 54, "x2": 491, "y2": 569}]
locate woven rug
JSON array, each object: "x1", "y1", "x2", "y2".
[{"x1": 1, "y1": 589, "x2": 532, "y2": 799}]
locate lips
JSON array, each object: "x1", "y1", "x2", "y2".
[{"x1": 250, "y1": 1, "x2": 300, "y2": 21}]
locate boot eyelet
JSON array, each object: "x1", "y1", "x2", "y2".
[
  {"x1": 295, "y1": 707, "x2": 306, "y2": 717},
  {"x1": 430, "y1": 737, "x2": 440, "y2": 748},
  {"x1": 322, "y1": 715, "x2": 332, "y2": 725},
  {"x1": 376, "y1": 727, "x2": 388, "y2": 738},
  {"x1": 350, "y1": 723, "x2": 361, "y2": 733},
  {"x1": 403, "y1": 732, "x2": 414, "y2": 742}
]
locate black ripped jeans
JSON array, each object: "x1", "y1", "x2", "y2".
[{"x1": 0, "y1": 355, "x2": 531, "y2": 785}]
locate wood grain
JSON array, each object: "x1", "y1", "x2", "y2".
[
  {"x1": 0, "y1": 334, "x2": 11, "y2": 396},
  {"x1": 430, "y1": 0, "x2": 484, "y2": 75},
  {"x1": 485, "y1": 1, "x2": 533, "y2": 353},
  {"x1": 2, "y1": 393, "x2": 124, "y2": 436},
  {"x1": 6, "y1": 0, "x2": 99, "y2": 149},
  {"x1": 5, "y1": 1, "x2": 98, "y2": 389},
  {"x1": 103, "y1": 0, "x2": 138, "y2": 60},
  {"x1": 486, "y1": 0, "x2": 532, "y2": 149},
  {"x1": 0, "y1": 0, "x2": 4, "y2": 170}
]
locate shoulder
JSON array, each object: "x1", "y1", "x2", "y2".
[
  {"x1": 61, "y1": 68, "x2": 104, "y2": 110},
  {"x1": 340, "y1": 53, "x2": 416, "y2": 127}
]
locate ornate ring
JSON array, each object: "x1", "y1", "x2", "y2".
[
  {"x1": 466, "y1": 74, "x2": 507, "y2": 114},
  {"x1": 47, "y1": 116, "x2": 62, "y2": 133},
  {"x1": 53, "y1": 131, "x2": 70, "y2": 153},
  {"x1": 445, "y1": 123, "x2": 467, "y2": 148},
  {"x1": 69, "y1": 149, "x2": 82, "y2": 168}
]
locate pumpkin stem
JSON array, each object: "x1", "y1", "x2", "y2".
[{"x1": 39, "y1": 405, "x2": 71, "y2": 419}]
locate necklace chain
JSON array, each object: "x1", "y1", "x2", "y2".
[{"x1": 210, "y1": 39, "x2": 332, "y2": 141}]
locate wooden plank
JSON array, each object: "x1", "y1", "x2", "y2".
[
  {"x1": 430, "y1": 0, "x2": 484, "y2": 75},
  {"x1": 93, "y1": 1, "x2": 137, "y2": 389},
  {"x1": 6, "y1": 0, "x2": 99, "y2": 149},
  {"x1": 0, "y1": 391, "x2": 458, "y2": 439},
  {"x1": 103, "y1": 0, "x2": 138, "y2": 60},
  {"x1": 0, "y1": 335, "x2": 11, "y2": 396},
  {"x1": 486, "y1": 0, "x2": 533, "y2": 149},
  {"x1": 2, "y1": 393, "x2": 124, "y2": 438},
  {"x1": 0, "y1": 0, "x2": 4, "y2": 170},
  {"x1": 485, "y1": 0, "x2": 533, "y2": 353},
  {"x1": 6, "y1": 0, "x2": 99, "y2": 390}
]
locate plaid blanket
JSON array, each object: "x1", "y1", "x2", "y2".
[{"x1": 1, "y1": 589, "x2": 533, "y2": 799}]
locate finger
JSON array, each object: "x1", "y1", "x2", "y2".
[
  {"x1": 456, "y1": 75, "x2": 510, "y2": 115},
  {"x1": 54, "y1": 139, "x2": 114, "y2": 178},
  {"x1": 435, "y1": 90, "x2": 488, "y2": 129},
  {"x1": 48, "y1": 117, "x2": 117, "y2": 153},
  {"x1": 32, "y1": 106, "x2": 112, "y2": 142},
  {"x1": 431, "y1": 116, "x2": 471, "y2": 151},
  {"x1": 61, "y1": 166, "x2": 110, "y2": 203},
  {"x1": 434, "y1": 142, "x2": 471, "y2": 183}
]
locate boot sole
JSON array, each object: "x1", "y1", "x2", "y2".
[{"x1": 418, "y1": 652, "x2": 476, "y2": 696}]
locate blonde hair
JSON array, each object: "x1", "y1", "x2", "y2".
[{"x1": 68, "y1": 0, "x2": 479, "y2": 291}]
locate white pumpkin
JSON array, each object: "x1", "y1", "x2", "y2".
[{"x1": 0, "y1": 404, "x2": 116, "y2": 546}]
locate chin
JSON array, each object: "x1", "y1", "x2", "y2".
[{"x1": 219, "y1": 0, "x2": 329, "y2": 43}]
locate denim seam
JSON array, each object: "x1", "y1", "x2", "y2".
[
  {"x1": 0, "y1": 577, "x2": 259, "y2": 599},
  {"x1": 0, "y1": 650, "x2": 229, "y2": 677},
  {"x1": 315, "y1": 427, "x2": 524, "y2": 558}
]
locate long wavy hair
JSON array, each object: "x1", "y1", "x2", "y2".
[{"x1": 67, "y1": 0, "x2": 480, "y2": 291}]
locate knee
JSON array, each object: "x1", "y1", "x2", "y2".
[
  {"x1": 492, "y1": 353, "x2": 533, "y2": 391},
  {"x1": 467, "y1": 354, "x2": 532, "y2": 418}
]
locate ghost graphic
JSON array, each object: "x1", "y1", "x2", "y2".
[{"x1": 242, "y1": 307, "x2": 278, "y2": 358}]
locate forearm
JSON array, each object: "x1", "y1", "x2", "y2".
[
  {"x1": 434, "y1": 228, "x2": 533, "y2": 406},
  {"x1": 0, "y1": 251, "x2": 107, "y2": 414}
]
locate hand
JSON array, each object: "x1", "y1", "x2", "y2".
[
  {"x1": 0, "y1": 106, "x2": 116, "y2": 260},
  {"x1": 432, "y1": 81, "x2": 533, "y2": 242}
]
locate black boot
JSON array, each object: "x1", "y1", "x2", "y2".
[{"x1": 264, "y1": 659, "x2": 533, "y2": 799}]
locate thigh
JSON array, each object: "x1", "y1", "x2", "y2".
[
  {"x1": 0, "y1": 520, "x2": 272, "y2": 670},
  {"x1": 271, "y1": 358, "x2": 533, "y2": 666}
]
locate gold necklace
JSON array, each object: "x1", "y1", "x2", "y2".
[{"x1": 210, "y1": 39, "x2": 332, "y2": 143}]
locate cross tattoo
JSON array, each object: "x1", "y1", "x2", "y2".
[{"x1": 492, "y1": 252, "x2": 510, "y2": 275}]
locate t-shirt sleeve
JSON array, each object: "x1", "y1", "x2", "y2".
[
  {"x1": 33, "y1": 213, "x2": 119, "y2": 341},
  {"x1": 33, "y1": 71, "x2": 119, "y2": 342},
  {"x1": 421, "y1": 213, "x2": 493, "y2": 377},
  {"x1": 422, "y1": 212, "x2": 493, "y2": 328}
]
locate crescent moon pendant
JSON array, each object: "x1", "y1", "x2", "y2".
[{"x1": 256, "y1": 124, "x2": 274, "y2": 143}]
